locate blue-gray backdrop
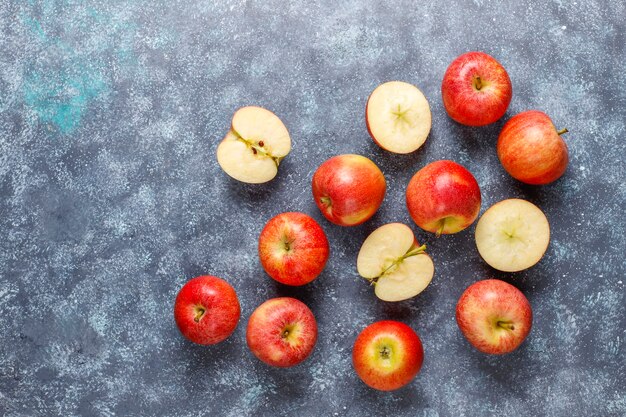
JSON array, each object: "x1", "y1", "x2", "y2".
[{"x1": 1, "y1": 1, "x2": 624, "y2": 416}]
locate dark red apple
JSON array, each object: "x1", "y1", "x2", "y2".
[
  {"x1": 258, "y1": 212, "x2": 329, "y2": 286},
  {"x1": 174, "y1": 276, "x2": 241, "y2": 345},
  {"x1": 442, "y1": 51, "x2": 512, "y2": 126},
  {"x1": 406, "y1": 160, "x2": 481, "y2": 235}
]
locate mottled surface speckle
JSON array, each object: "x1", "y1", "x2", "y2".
[{"x1": 1, "y1": 1, "x2": 625, "y2": 416}]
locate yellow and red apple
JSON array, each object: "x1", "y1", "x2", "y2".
[
  {"x1": 246, "y1": 297, "x2": 317, "y2": 367},
  {"x1": 456, "y1": 279, "x2": 533, "y2": 354},
  {"x1": 312, "y1": 154, "x2": 386, "y2": 226},
  {"x1": 406, "y1": 160, "x2": 481, "y2": 235},
  {"x1": 258, "y1": 212, "x2": 329, "y2": 286},
  {"x1": 497, "y1": 110, "x2": 569, "y2": 185},
  {"x1": 352, "y1": 321, "x2": 424, "y2": 391},
  {"x1": 174, "y1": 276, "x2": 241, "y2": 345},
  {"x1": 442, "y1": 51, "x2": 512, "y2": 126}
]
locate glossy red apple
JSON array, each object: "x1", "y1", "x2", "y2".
[
  {"x1": 497, "y1": 110, "x2": 569, "y2": 184},
  {"x1": 312, "y1": 154, "x2": 386, "y2": 226},
  {"x1": 258, "y1": 212, "x2": 329, "y2": 286},
  {"x1": 406, "y1": 160, "x2": 481, "y2": 235},
  {"x1": 352, "y1": 321, "x2": 424, "y2": 391},
  {"x1": 456, "y1": 279, "x2": 532, "y2": 354},
  {"x1": 442, "y1": 51, "x2": 512, "y2": 126},
  {"x1": 174, "y1": 276, "x2": 241, "y2": 345},
  {"x1": 246, "y1": 297, "x2": 317, "y2": 367}
]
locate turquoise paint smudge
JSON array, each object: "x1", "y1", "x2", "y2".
[
  {"x1": 23, "y1": 68, "x2": 107, "y2": 134},
  {"x1": 20, "y1": 4, "x2": 113, "y2": 135}
]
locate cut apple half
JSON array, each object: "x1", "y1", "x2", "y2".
[
  {"x1": 366, "y1": 81, "x2": 432, "y2": 154},
  {"x1": 475, "y1": 199, "x2": 550, "y2": 272},
  {"x1": 216, "y1": 106, "x2": 291, "y2": 184},
  {"x1": 357, "y1": 223, "x2": 435, "y2": 302}
]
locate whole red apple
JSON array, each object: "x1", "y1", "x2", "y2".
[
  {"x1": 405, "y1": 160, "x2": 481, "y2": 235},
  {"x1": 246, "y1": 297, "x2": 317, "y2": 367},
  {"x1": 497, "y1": 110, "x2": 569, "y2": 184},
  {"x1": 312, "y1": 154, "x2": 386, "y2": 226},
  {"x1": 258, "y1": 212, "x2": 329, "y2": 286},
  {"x1": 442, "y1": 51, "x2": 512, "y2": 126},
  {"x1": 352, "y1": 321, "x2": 424, "y2": 391},
  {"x1": 174, "y1": 276, "x2": 241, "y2": 345},
  {"x1": 456, "y1": 279, "x2": 532, "y2": 354}
]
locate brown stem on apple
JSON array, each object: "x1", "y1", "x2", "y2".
[
  {"x1": 497, "y1": 321, "x2": 515, "y2": 331},
  {"x1": 557, "y1": 128, "x2": 569, "y2": 136},
  {"x1": 320, "y1": 196, "x2": 332, "y2": 208},
  {"x1": 194, "y1": 306, "x2": 206, "y2": 323},
  {"x1": 281, "y1": 324, "x2": 295, "y2": 339},
  {"x1": 436, "y1": 218, "x2": 446, "y2": 238},
  {"x1": 473, "y1": 76, "x2": 483, "y2": 91}
]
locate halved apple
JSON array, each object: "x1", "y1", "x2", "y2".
[
  {"x1": 366, "y1": 81, "x2": 431, "y2": 154},
  {"x1": 357, "y1": 223, "x2": 435, "y2": 302},
  {"x1": 216, "y1": 106, "x2": 291, "y2": 183},
  {"x1": 475, "y1": 199, "x2": 550, "y2": 272}
]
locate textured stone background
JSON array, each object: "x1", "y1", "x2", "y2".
[{"x1": 1, "y1": 1, "x2": 624, "y2": 416}]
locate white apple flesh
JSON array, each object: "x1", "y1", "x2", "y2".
[
  {"x1": 357, "y1": 223, "x2": 434, "y2": 301},
  {"x1": 366, "y1": 81, "x2": 432, "y2": 154},
  {"x1": 216, "y1": 106, "x2": 291, "y2": 184},
  {"x1": 475, "y1": 199, "x2": 550, "y2": 272}
]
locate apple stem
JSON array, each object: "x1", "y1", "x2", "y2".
[
  {"x1": 374, "y1": 244, "x2": 428, "y2": 280},
  {"x1": 474, "y1": 76, "x2": 483, "y2": 91},
  {"x1": 194, "y1": 307, "x2": 206, "y2": 323},
  {"x1": 404, "y1": 244, "x2": 427, "y2": 258},
  {"x1": 497, "y1": 321, "x2": 515, "y2": 331},
  {"x1": 557, "y1": 128, "x2": 569, "y2": 136},
  {"x1": 436, "y1": 218, "x2": 446, "y2": 238},
  {"x1": 320, "y1": 196, "x2": 332, "y2": 208}
]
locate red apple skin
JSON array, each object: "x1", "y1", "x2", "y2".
[
  {"x1": 405, "y1": 160, "x2": 481, "y2": 235},
  {"x1": 312, "y1": 154, "x2": 386, "y2": 226},
  {"x1": 352, "y1": 321, "x2": 424, "y2": 391},
  {"x1": 456, "y1": 279, "x2": 533, "y2": 355},
  {"x1": 442, "y1": 51, "x2": 512, "y2": 126},
  {"x1": 246, "y1": 297, "x2": 317, "y2": 367},
  {"x1": 174, "y1": 276, "x2": 241, "y2": 345},
  {"x1": 497, "y1": 110, "x2": 569, "y2": 185},
  {"x1": 258, "y1": 212, "x2": 330, "y2": 286}
]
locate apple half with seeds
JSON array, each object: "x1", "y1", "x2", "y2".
[
  {"x1": 216, "y1": 106, "x2": 291, "y2": 183},
  {"x1": 357, "y1": 223, "x2": 434, "y2": 301},
  {"x1": 366, "y1": 81, "x2": 432, "y2": 154},
  {"x1": 475, "y1": 199, "x2": 550, "y2": 272}
]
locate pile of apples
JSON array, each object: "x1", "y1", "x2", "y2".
[{"x1": 175, "y1": 51, "x2": 569, "y2": 391}]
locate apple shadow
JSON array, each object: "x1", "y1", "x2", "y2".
[
  {"x1": 221, "y1": 163, "x2": 291, "y2": 205},
  {"x1": 350, "y1": 374, "x2": 430, "y2": 412},
  {"x1": 363, "y1": 129, "x2": 435, "y2": 176}
]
